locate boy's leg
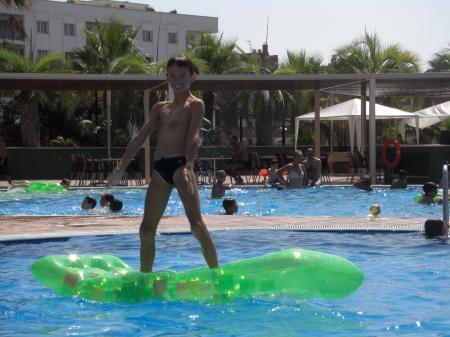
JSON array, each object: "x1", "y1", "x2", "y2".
[
  {"x1": 140, "y1": 172, "x2": 173, "y2": 272},
  {"x1": 173, "y1": 167, "x2": 219, "y2": 268}
]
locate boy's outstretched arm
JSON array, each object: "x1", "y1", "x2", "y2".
[{"x1": 108, "y1": 103, "x2": 161, "y2": 185}]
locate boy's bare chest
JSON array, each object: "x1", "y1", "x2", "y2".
[{"x1": 159, "y1": 107, "x2": 191, "y2": 131}]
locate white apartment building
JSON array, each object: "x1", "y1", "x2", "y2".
[{"x1": 0, "y1": 0, "x2": 218, "y2": 61}]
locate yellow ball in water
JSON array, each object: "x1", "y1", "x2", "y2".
[{"x1": 369, "y1": 204, "x2": 381, "y2": 217}]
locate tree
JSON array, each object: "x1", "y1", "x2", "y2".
[
  {"x1": 277, "y1": 49, "x2": 325, "y2": 75},
  {"x1": 330, "y1": 31, "x2": 420, "y2": 74},
  {"x1": 70, "y1": 18, "x2": 151, "y2": 146},
  {"x1": 276, "y1": 50, "x2": 327, "y2": 145},
  {"x1": 428, "y1": 44, "x2": 450, "y2": 72},
  {"x1": 228, "y1": 53, "x2": 293, "y2": 145},
  {"x1": 0, "y1": 48, "x2": 66, "y2": 146},
  {"x1": 70, "y1": 18, "x2": 149, "y2": 74},
  {"x1": 187, "y1": 33, "x2": 241, "y2": 124}
]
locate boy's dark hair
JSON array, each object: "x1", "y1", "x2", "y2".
[
  {"x1": 83, "y1": 196, "x2": 96, "y2": 208},
  {"x1": 222, "y1": 198, "x2": 237, "y2": 209},
  {"x1": 423, "y1": 182, "x2": 437, "y2": 194},
  {"x1": 424, "y1": 219, "x2": 447, "y2": 237},
  {"x1": 166, "y1": 56, "x2": 196, "y2": 75},
  {"x1": 109, "y1": 198, "x2": 123, "y2": 212},
  {"x1": 101, "y1": 193, "x2": 115, "y2": 203}
]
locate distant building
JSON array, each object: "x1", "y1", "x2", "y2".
[
  {"x1": 245, "y1": 43, "x2": 278, "y2": 71},
  {"x1": 0, "y1": 0, "x2": 218, "y2": 60}
]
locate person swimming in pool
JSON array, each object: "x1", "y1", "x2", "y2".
[
  {"x1": 222, "y1": 197, "x2": 238, "y2": 215},
  {"x1": 109, "y1": 56, "x2": 218, "y2": 273},
  {"x1": 275, "y1": 150, "x2": 307, "y2": 189},
  {"x1": 417, "y1": 181, "x2": 443, "y2": 204},
  {"x1": 211, "y1": 170, "x2": 231, "y2": 199},
  {"x1": 81, "y1": 195, "x2": 97, "y2": 210},
  {"x1": 424, "y1": 219, "x2": 448, "y2": 238}
]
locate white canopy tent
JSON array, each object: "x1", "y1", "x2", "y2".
[
  {"x1": 400, "y1": 100, "x2": 450, "y2": 129},
  {"x1": 295, "y1": 98, "x2": 419, "y2": 151}
]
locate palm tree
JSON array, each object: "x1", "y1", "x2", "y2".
[
  {"x1": 276, "y1": 49, "x2": 327, "y2": 145},
  {"x1": 0, "y1": 48, "x2": 66, "y2": 146},
  {"x1": 330, "y1": 31, "x2": 420, "y2": 74},
  {"x1": 227, "y1": 53, "x2": 294, "y2": 145},
  {"x1": 277, "y1": 49, "x2": 325, "y2": 75},
  {"x1": 70, "y1": 18, "x2": 149, "y2": 74},
  {"x1": 69, "y1": 18, "x2": 151, "y2": 145},
  {"x1": 187, "y1": 33, "x2": 241, "y2": 124},
  {"x1": 428, "y1": 44, "x2": 450, "y2": 72}
]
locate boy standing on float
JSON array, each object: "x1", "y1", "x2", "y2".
[{"x1": 109, "y1": 56, "x2": 219, "y2": 272}]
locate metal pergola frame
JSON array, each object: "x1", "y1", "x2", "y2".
[{"x1": 1, "y1": 72, "x2": 449, "y2": 183}]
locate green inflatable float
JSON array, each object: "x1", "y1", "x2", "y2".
[
  {"x1": 25, "y1": 181, "x2": 65, "y2": 193},
  {"x1": 32, "y1": 249, "x2": 363, "y2": 303}
]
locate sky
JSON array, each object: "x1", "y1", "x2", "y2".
[{"x1": 131, "y1": 0, "x2": 450, "y2": 70}]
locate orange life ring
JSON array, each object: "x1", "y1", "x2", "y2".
[{"x1": 381, "y1": 139, "x2": 401, "y2": 169}]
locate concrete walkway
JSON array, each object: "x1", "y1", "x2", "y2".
[{"x1": 0, "y1": 215, "x2": 426, "y2": 242}]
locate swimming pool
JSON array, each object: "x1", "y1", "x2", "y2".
[
  {"x1": 1, "y1": 230, "x2": 449, "y2": 336},
  {"x1": 0, "y1": 186, "x2": 446, "y2": 218}
]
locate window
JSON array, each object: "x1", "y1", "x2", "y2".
[
  {"x1": 37, "y1": 49, "x2": 48, "y2": 58},
  {"x1": 37, "y1": 20, "x2": 49, "y2": 34},
  {"x1": 168, "y1": 32, "x2": 178, "y2": 44},
  {"x1": 142, "y1": 30, "x2": 153, "y2": 42},
  {"x1": 64, "y1": 23, "x2": 75, "y2": 36},
  {"x1": 0, "y1": 15, "x2": 25, "y2": 40}
]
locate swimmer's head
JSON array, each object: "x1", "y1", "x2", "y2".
[
  {"x1": 81, "y1": 196, "x2": 96, "y2": 210},
  {"x1": 109, "y1": 198, "x2": 123, "y2": 212},
  {"x1": 216, "y1": 170, "x2": 226, "y2": 182},
  {"x1": 222, "y1": 197, "x2": 238, "y2": 215},
  {"x1": 423, "y1": 182, "x2": 438, "y2": 196},
  {"x1": 369, "y1": 203, "x2": 381, "y2": 217},
  {"x1": 293, "y1": 150, "x2": 303, "y2": 162},
  {"x1": 100, "y1": 192, "x2": 114, "y2": 207},
  {"x1": 424, "y1": 219, "x2": 448, "y2": 238}
]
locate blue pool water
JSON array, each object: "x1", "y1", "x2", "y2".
[
  {"x1": 0, "y1": 186, "x2": 446, "y2": 217},
  {"x1": 1, "y1": 231, "x2": 449, "y2": 336}
]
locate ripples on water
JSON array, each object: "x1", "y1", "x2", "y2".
[
  {"x1": 0, "y1": 186, "x2": 445, "y2": 217},
  {"x1": 1, "y1": 230, "x2": 449, "y2": 336}
]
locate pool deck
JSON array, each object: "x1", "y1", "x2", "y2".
[{"x1": 0, "y1": 215, "x2": 427, "y2": 242}]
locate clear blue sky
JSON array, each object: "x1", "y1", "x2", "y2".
[{"x1": 133, "y1": 0, "x2": 449, "y2": 70}]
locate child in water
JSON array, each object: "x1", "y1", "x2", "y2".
[
  {"x1": 367, "y1": 203, "x2": 381, "y2": 220},
  {"x1": 211, "y1": 170, "x2": 231, "y2": 199},
  {"x1": 222, "y1": 198, "x2": 238, "y2": 215}
]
